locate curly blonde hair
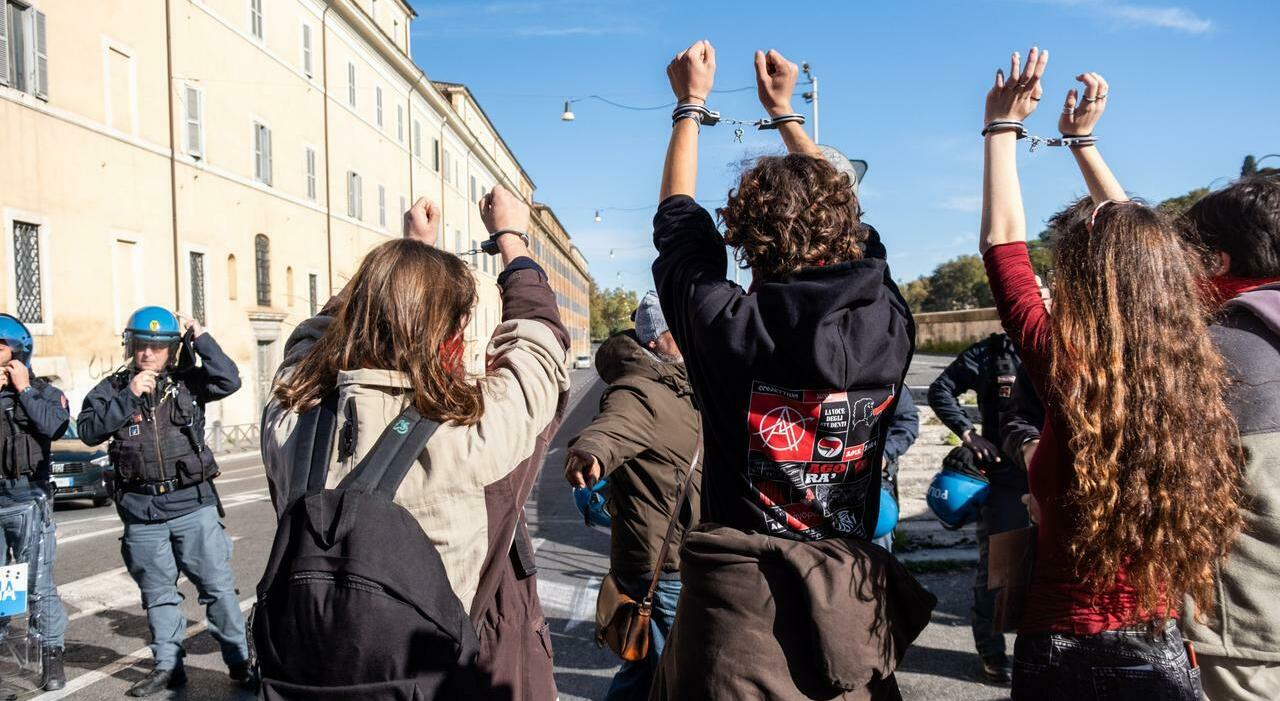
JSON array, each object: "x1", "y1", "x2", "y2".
[
  {"x1": 718, "y1": 154, "x2": 865, "y2": 281},
  {"x1": 1050, "y1": 202, "x2": 1245, "y2": 621}
]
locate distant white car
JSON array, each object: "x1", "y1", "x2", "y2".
[{"x1": 573, "y1": 355, "x2": 592, "y2": 370}]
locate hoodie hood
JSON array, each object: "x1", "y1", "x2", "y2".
[
  {"x1": 595, "y1": 330, "x2": 691, "y2": 397},
  {"x1": 1227, "y1": 283, "x2": 1280, "y2": 337}
]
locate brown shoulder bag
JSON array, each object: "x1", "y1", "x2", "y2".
[{"x1": 594, "y1": 431, "x2": 702, "y2": 662}]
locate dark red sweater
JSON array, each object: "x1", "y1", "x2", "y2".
[{"x1": 983, "y1": 242, "x2": 1154, "y2": 635}]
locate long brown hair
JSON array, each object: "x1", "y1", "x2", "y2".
[
  {"x1": 718, "y1": 154, "x2": 865, "y2": 281},
  {"x1": 1050, "y1": 202, "x2": 1244, "y2": 619},
  {"x1": 274, "y1": 239, "x2": 484, "y2": 425}
]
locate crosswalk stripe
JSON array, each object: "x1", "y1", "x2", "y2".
[{"x1": 57, "y1": 490, "x2": 271, "y2": 545}]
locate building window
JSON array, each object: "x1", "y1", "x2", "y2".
[
  {"x1": 301, "y1": 24, "x2": 313, "y2": 77},
  {"x1": 304, "y1": 147, "x2": 317, "y2": 201},
  {"x1": 254, "y1": 234, "x2": 271, "y2": 306},
  {"x1": 184, "y1": 84, "x2": 204, "y2": 159},
  {"x1": 432, "y1": 138, "x2": 440, "y2": 171},
  {"x1": 470, "y1": 176, "x2": 477, "y2": 203},
  {"x1": 285, "y1": 266, "x2": 294, "y2": 307},
  {"x1": 308, "y1": 273, "x2": 319, "y2": 316},
  {"x1": 443, "y1": 150, "x2": 451, "y2": 183},
  {"x1": 189, "y1": 251, "x2": 207, "y2": 325},
  {"x1": 347, "y1": 61, "x2": 356, "y2": 107},
  {"x1": 378, "y1": 185, "x2": 386, "y2": 228},
  {"x1": 413, "y1": 120, "x2": 421, "y2": 158},
  {"x1": 10, "y1": 220, "x2": 43, "y2": 324},
  {"x1": 253, "y1": 122, "x2": 272, "y2": 185},
  {"x1": 396, "y1": 104, "x2": 403, "y2": 142},
  {"x1": 399, "y1": 196, "x2": 406, "y2": 221},
  {"x1": 375, "y1": 86, "x2": 383, "y2": 127},
  {"x1": 346, "y1": 171, "x2": 362, "y2": 219},
  {"x1": 227, "y1": 254, "x2": 238, "y2": 300},
  {"x1": 454, "y1": 231, "x2": 462, "y2": 254},
  {"x1": 1, "y1": 2, "x2": 49, "y2": 99},
  {"x1": 104, "y1": 44, "x2": 135, "y2": 133},
  {"x1": 249, "y1": 0, "x2": 263, "y2": 40}
]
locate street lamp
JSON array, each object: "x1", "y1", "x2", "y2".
[
  {"x1": 801, "y1": 62, "x2": 819, "y2": 144},
  {"x1": 560, "y1": 100, "x2": 576, "y2": 122},
  {"x1": 594, "y1": 209, "x2": 602, "y2": 223}
]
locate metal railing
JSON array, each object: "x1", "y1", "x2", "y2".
[{"x1": 205, "y1": 422, "x2": 261, "y2": 455}]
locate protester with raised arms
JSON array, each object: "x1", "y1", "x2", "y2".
[
  {"x1": 649, "y1": 40, "x2": 933, "y2": 699},
  {"x1": 978, "y1": 47, "x2": 1243, "y2": 699}
]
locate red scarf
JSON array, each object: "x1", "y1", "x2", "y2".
[
  {"x1": 1202, "y1": 275, "x2": 1280, "y2": 309},
  {"x1": 439, "y1": 331, "x2": 466, "y2": 375}
]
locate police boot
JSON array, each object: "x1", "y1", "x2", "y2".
[
  {"x1": 126, "y1": 665, "x2": 187, "y2": 697},
  {"x1": 40, "y1": 647, "x2": 66, "y2": 691},
  {"x1": 229, "y1": 661, "x2": 260, "y2": 691}
]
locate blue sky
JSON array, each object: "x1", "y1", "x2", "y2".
[{"x1": 409, "y1": 0, "x2": 1280, "y2": 292}]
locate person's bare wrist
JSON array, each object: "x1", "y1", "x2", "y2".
[
  {"x1": 679, "y1": 94, "x2": 706, "y2": 106},
  {"x1": 766, "y1": 103, "x2": 795, "y2": 117}
]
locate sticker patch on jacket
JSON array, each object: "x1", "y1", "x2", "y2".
[{"x1": 746, "y1": 381, "x2": 895, "y2": 540}]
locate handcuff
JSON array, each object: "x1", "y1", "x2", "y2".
[{"x1": 479, "y1": 229, "x2": 530, "y2": 256}]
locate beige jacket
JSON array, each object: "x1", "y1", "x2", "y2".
[{"x1": 261, "y1": 318, "x2": 569, "y2": 612}]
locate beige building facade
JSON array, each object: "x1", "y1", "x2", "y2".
[{"x1": 0, "y1": 0, "x2": 591, "y2": 429}]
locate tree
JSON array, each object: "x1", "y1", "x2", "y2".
[
  {"x1": 899, "y1": 278, "x2": 930, "y2": 314},
  {"x1": 1157, "y1": 186, "x2": 1209, "y2": 216},
  {"x1": 1242, "y1": 154, "x2": 1258, "y2": 177},
  {"x1": 922, "y1": 255, "x2": 993, "y2": 312},
  {"x1": 590, "y1": 281, "x2": 639, "y2": 340}
]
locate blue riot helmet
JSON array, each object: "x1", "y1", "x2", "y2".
[
  {"x1": 927, "y1": 445, "x2": 992, "y2": 530},
  {"x1": 0, "y1": 314, "x2": 34, "y2": 366},
  {"x1": 872, "y1": 487, "x2": 899, "y2": 540},
  {"x1": 572, "y1": 478, "x2": 611, "y2": 530},
  {"x1": 123, "y1": 306, "x2": 182, "y2": 365}
]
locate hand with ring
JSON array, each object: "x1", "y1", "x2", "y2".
[
  {"x1": 984, "y1": 46, "x2": 1049, "y2": 125},
  {"x1": 1059, "y1": 71, "x2": 1109, "y2": 136}
]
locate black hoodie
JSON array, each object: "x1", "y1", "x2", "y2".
[{"x1": 652, "y1": 195, "x2": 915, "y2": 542}]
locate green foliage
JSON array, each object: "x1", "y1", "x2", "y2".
[
  {"x1": 590, "y1": 281, "x2": 639, "y2": 340},
  {"x1": 1157, "y1": 187, "x2": 1209, "y2": 216},
  {"x1": 922, "y1": 255, "x2": 993, "y2": 312}
]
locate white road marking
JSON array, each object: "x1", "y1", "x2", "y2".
[
  {"x1": 33, "y1": 596, "x2": 257, "y2": 700},
  {"x1": 537, "y1": 576, "x2": 599, "y2": 634},
  {"x1": 57, "y1": 490, "x2": 271, "y2": 545}
]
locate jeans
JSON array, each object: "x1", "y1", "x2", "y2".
[
  {"x1": 0, "y1": 487, "x2": 68, "y2": 649},
  {"x1": 120, "y1": 504, "x2": 249, "y2": 669},
  {"x1": 603, "y1": 575, "x2": 682, "y2": 701},
  {"x1": 973, "y1": 481, "x2": 1029, "y2": 661},
  {"x1": 1012, "y1": 621, "x2": 1203, "y2": 700}
]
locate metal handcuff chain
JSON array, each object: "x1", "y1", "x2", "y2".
[
  {"x1": 672, "y1": 102, "x2": 806, "y2": 143},
  {"x1": 981, "y1": 119, "x2": 1099, "y2": 153}
]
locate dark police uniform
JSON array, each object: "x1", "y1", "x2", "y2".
[
  {"x1": 927, "y1": 333, "x2": 1029, "y2": 669},
  {"x1": 76, "y1": 332, "x2": 248, "y2": 674},
  {"x1": 0, "y1": 379, "x2": 70, "y2": 660}
]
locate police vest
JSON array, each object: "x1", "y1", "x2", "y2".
[
  {"x1": 0, "y1": 389, "x2": 49, "y2": 480},
  {"x1": 108, "y1": 373, "x2": 216, "y2": 488}
]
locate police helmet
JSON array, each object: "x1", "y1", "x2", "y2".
[
  {"x1": 872, "y1": 487, "x2": 899, "y2": 540},
  {"x1": 572, "y1": 478, "x2": 611, "y2": 530},
  {"x1": 0, "y1": 314, "x2": 34, "y2": 366},
  {"x1": 927, "y1": 445, "x2": 992, "y2": 530},
  {"x1": 123, "y1": 306, "x2": 182, "y2": 362}
]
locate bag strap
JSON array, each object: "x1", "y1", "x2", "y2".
[
  {"x1": 641, "y1": 424, "x2": 703, "y2": 607},
  {"x1": 335, "y1": 403, "x2": 439, "y2": 501},
  {"x1": 286, "y1": 391, "x2": 340, "y2": 507}
]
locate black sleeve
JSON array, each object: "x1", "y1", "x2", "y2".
[
  {"x1": 883, "y1": 388, "x2": 920, "y2": 461},
  {"x1": 927, "y1": 343, "x2": 983, "y2": 438},
  {"x1": 76, "y1": 376, "x2": 140, "y2": 445},
  {"x1": 999, "y1": 367, "x2": 1045, "y2": 470},
  {"x1": 185, "y1": 333, "x2": 242, "y2": 402},
  {"x1": 17, "y1": 383, "x2": 70, "y2": 440}
]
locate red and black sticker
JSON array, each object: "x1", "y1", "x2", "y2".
[{"x1": 746, "y1": 381, "x2": 895, "y2": 540}]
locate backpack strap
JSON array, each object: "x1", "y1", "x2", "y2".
[
  {"x1": 335, "y1": 404, "x2": 439, "y2": 501},
  {"x1": 286, "y1": 391, "x2": 340, "y2": 507}
]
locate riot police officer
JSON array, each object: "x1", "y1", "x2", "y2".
[
  {"x1": 77, "y1": 307, "x2": 254, "y2": 697},
  {"x1": 927, "y1": 332, "x2": 1029, "y2": 684},
  {"x1": 0, "y1": 313, "x2": 69, "y2": 690}
]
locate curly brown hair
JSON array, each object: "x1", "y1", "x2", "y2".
[
  {"x1": 718, "y1": 154, "x2": 865, "y2": 281},
  {"x1": 1049, "y1": 202, "x2": 1245, "y2": 621},
  {"x1": 274, "y1": 239, "x2": 485, "y2": 425}
]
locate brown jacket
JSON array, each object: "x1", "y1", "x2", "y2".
[
  {"x1": 651, "y1": 524, "x2": 936, "y2": 701},
  {"x1": 569, "y1": 331, "x2": 701, "y2": 577},
  {"x1": 262, "y1": 261, "x2": 569, "y2": 700}
]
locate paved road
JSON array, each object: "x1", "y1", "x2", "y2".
[{"x1": 11, "y1": 360, "x2": 1011, "y2": 700}]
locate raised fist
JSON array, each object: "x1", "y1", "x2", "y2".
[
  {"x1": 479, "y1": 186, "x2": 530, "y2": 235},
  {"x1": 667, "y1": 40, "x2": 716, "y2": 103},
  {"x1": 755, "y1": 49, "x2": 798, "y2": 117},
  {"x1": 403, "y1": 197, "x2": 441, "y2": 246}
]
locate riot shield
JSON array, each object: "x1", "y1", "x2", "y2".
[{"x1": 0, "y1": 494, "x2": 48, "y2": 693}]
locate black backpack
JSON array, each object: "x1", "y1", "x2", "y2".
[{"x1": 252, "y1": 394, "x2": 482, "y2": 700}]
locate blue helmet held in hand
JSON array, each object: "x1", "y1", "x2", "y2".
[
  {"x1": 873, "y1": 487, "x2": 899, "y2": 540},
  {"x1": 0, "y1": 314, "x2": 34, "y2": 366},
  {"x1": 572, "y1": 478, "x2": 611, "y2": 530},
  {"x1": 927, "y1": 445, "x2": 992, "y2": 530}
]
